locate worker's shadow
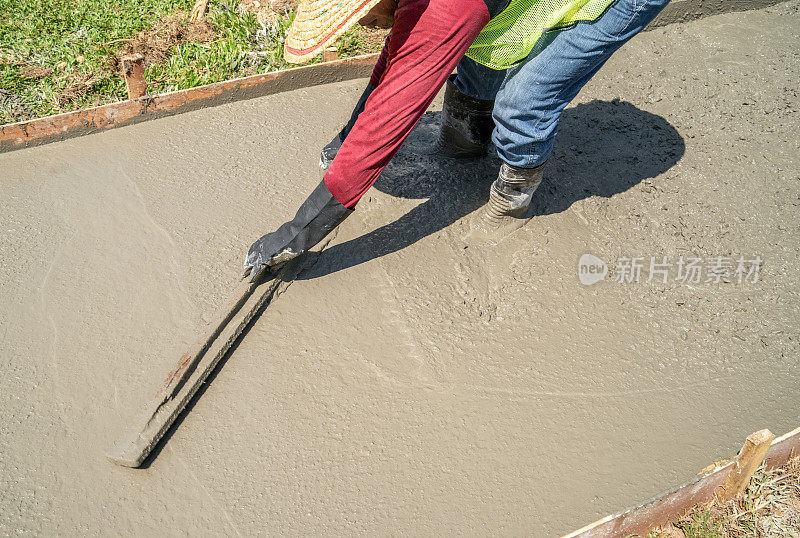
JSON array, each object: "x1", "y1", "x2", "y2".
[{"x1": 300, "y1": 99, "x2": 685, "y2": 279}]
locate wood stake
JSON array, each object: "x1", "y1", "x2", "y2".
[
  {"x1": 121, "y1": 54, "x2": 146, "y2": 99},
  {"x1": 718, "y1": 429, "x2": 775, "y2": 501},
  {"x1": 322, "y1": 47, "x2": 339, "y2": 62},
  {"x1": 190, "y1": 0, "x2": 210, "y2": 22}
]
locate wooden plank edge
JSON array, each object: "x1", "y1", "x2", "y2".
[
  {"x1": 0, "y1": 53, "x2": 379, "y2": 154},
  {"x1": 562, "y1": 426, "x2": 800, "y2": 538},
  {"x1": 763, "y1": 425, "x2": 800, "y2": 470}
]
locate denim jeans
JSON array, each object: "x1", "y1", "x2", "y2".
[{"x1": 454, "y1": 0, "x2": 670, "y2": 168}]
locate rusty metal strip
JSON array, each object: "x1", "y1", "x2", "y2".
[
  {"x1": 0, "y1": 53, "x2": 379, "y2": 154},
  {"x1": 763, "y1": 426, "x2": 800, "y2": 470},
  {"x1": 563, "y1": 426, "x2": 800, "y2": 538}
]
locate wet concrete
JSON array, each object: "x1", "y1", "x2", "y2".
[
  {"x1": 1, "y1": 2, "x2": 799, "y2": 535},
  {"x1": 650, "y1": 0, "x2": 787, "y2": 27}
]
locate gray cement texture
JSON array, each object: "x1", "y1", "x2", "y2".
[{"x1": 1, "y1": 2, "x2": 798, "y2": 535}]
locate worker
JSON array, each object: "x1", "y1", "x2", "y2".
[{"x1": 244, "y1": 0, "x2": 670, "y2": 280}]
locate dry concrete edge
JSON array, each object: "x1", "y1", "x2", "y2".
[{"x1": 0, "y1": 0, "x2": 786, "y2": 154}]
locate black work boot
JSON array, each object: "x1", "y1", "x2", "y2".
[
  {"x1": 483, "y1": 162, "x2": 545, "y2": 224},
  {"x1": 244, "y1": 180, "x2": 352, "y2": 281},
  {"x1": 319, "y1": 82, "x2": 376, "y2": 170},
  {"x1": 437, "y1": 75, "x2": 495, "y2": 158}
]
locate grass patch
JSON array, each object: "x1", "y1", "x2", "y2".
[
  {"x1": 675, "y1": 510, "x2": 725, "y2": 538},
  {"x1": 650, "y1": 458, "x2": 800, "y2": 538},
  {"x1": 0, "y1": 0, "x2": 386, "y2": 123}
]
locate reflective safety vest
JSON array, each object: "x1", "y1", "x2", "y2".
[{"x1": 465, "y1": 0, "x2": 617, "y2": 70}]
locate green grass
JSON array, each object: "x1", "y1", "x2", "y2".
[
  {"x1": 676, "y1": 510, "x2": 725, "y2": 538},
  {"x1": 145, "y1": 5, "x2": 302, "y2": 95},
  {"x1": 0, "y1": 0, "x2": 383, "y2": 123},
  {"x1": 0, "y1": 0, "x2": 190, "y2": 121}
]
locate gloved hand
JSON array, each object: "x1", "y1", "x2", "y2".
[
  {"x1": 243, "y1": 180, "x2": 352, "y2": 281},
  {"x1": 319, "y1": 82, "x2": 376, "y2": 169},
  {"x1": 243, "y1": 231, "x2": 299, "y2": 281}
]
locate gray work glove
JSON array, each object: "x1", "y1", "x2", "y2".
[{"x1": 244, "y1": 180, "x2": 352, "y2": 281}]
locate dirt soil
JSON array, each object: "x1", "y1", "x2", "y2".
[
  {"x1": 1, "y1": 2, "x2": 799, "y2": 536},
  {"x1": 241, "y1": 0, "x2": 299, "y2": 22},
  {"x1": 107, "y1": 12, "x2": 217, "y2": 72},
  {"x1": 18, "y1": 65, "x2": 54, "y2": 80}
]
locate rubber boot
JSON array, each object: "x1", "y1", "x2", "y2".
[
  {"x1": 319, "y1": 83, "x2": 376, "y2": 170},
  {"x1": 484, "y1": 162, "x2": 545, "y2": 222},
  {"x1": 437, "y1": 75, "x2": 495, "y2": 158},
  {"x1": 244, "y1": 180, "x2": 352, "y2": 281},
  {"x1": 473, "y1": 162, "x2": 545, "y2": 240}
]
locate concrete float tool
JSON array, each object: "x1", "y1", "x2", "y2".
[
  {"x1": 106, "y1": 260, "x2": 299, "y2": 467},
  {"x1": 105, "y1": 235, "x2": 327, "y2": 467}
]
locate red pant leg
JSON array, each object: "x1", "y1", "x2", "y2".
[
  {"x1": 369, "y1": 35, "x2": 391, "y2": 87},
  {"x1": 324, "y1": 0, "x2": 490, "y2": 209}
]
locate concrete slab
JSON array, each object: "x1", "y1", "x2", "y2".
[{"x1": 1, "y1": 2, "x2": 798, "y2": 535}]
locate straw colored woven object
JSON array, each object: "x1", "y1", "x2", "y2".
[{"x1": 284, "y1": 0, "x2": 383, "y2": 63}]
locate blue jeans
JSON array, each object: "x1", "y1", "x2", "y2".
[{"x1": 454, "y1": 0, "x2": 670, "y2": 168}]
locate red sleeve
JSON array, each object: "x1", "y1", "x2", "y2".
[
  {"x1": 324, "y1": 0, "x2": 490, "y2": 209},
  {"x1": 369, "y1": 35, "x2": 391, "y2": 87}
]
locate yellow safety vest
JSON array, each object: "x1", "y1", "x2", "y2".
[{"x1": 465, "y1": 0, "x2": 617, "y2": 70}]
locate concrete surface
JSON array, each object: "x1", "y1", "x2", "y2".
[
  {"x1": 1, "y1": 2, "x2": 798, "y2": 535},
  {"x1": 650, "y1": 0, "x2": 787, "y2": 27}
]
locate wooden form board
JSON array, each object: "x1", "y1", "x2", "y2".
[
  {"x1": 0, "y1": 54, "x2": 379, "y2": 153},
  {"x1": 563, "y1": 426, "x2": 800, "y2": 537}
]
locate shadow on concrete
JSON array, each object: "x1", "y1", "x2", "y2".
[
  {"x1": 137, "y1": 100, "x2": 684, "y2": 467},
  {"x1": 301, "y1": 99, "x2": 684, "y2": 279}
]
